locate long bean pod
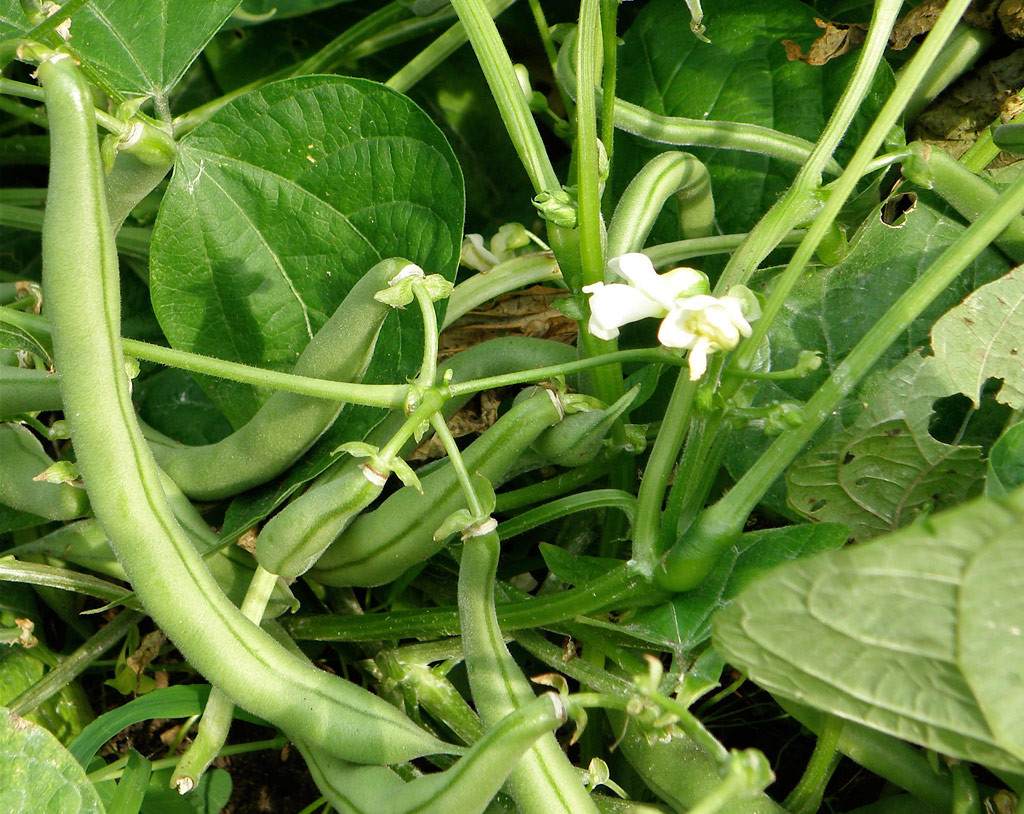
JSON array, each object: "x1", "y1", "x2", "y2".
[
  {"x1": 37, "y1": 50, "x2": 456, "y2": 765},
  {"x1": 0, "y1": 421, "x2": 89, "y2": 520},
  {"x1": 458, "y1": 527, "x2": 599, "y2": 813},
  {"x1": 151, "y1": 256, "x2": 408, "y2": 500},
  {"x1": 311, "y1": 388, "x2": 564, "y2": 587}
]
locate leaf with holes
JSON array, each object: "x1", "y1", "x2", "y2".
[
  {"x1": 786, "y1": 353, "x2": 985, "y2": 541},
  {"x1": 150, "y1": 76, "x2": 464, "y2": 425},
  {"x1": 723, "y1": 192, "x2": 1009, "y2": 516},
  {"x1": 714, "y1": 487, "x2": 1024, "y2": 774},
  {"x1": 926, "y1": 268, "x2": 1024, "y2": 411}
]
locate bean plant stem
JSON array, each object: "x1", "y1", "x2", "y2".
[
  {"x1": 413, "y1": 282, "x2": 440, "y2": 386},
  {"x1": 0, "y1": 77, "x2": 124, "y2": 134},
  {"x1": 429, "y1": 412, "x2": 485, "y2": 517},
  {"x1": 727, "y1": 0, "x2": 973, "y2": 374},
  {"x1": 172, "y1": 566, "x2": 280, "y2": 792},
  {"x1": 448, "y1": 0, "x2": 559, "y2": 193},
  {"x1": 783, "y1": 715, "x2": 843, "y2": 814}
]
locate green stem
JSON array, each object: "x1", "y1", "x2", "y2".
[
  {"x1": 0, "y1": 202, "x2": 151, "y2": 257},
  {"x1": 447, "y1": 347, "x2": 685, "y2": 396},
  {"x1": 0, "y1": 77, "x2": 124, "y2": 135},
  {"x1": 0, "y1": 308, "x2": 408, "y2": 409},
  {"x1": 783, "y1": 715, "x2": 843, "y2": 814},
  {"x1": 631, "y1": 372, "x2": 699, "y2": 574},
  {"x1": 899, "y1": 24, "x2": 992, "y2": 125},
  {"x1": 430, "y1": 412, "x2": 486, "y2": 518},
  {"x1": 88, "y1": 737, "x2": 288, "y2": 784},
  {"x1": 525, "y1": 0, "x2": 572, "y2": 118},
  {"x1": 727, "y1": 0, "x2": 971, "y2": 372},
  {"x1": 641, "y1": 688, "x2": 729, "y2": 767},
  {"x1": 658, "y1": 162, "x2": 1024, "y2": 591},
  {"x1": 289, "y1": 563, "x2": 666, "y2": 641},
  {"x1": 413, "y1": 283, "x2": 440, "y2": 386},
  {"x1": 448, "y1": 0, "x2": 559, "y2": 193},
  {"x1": 643, "y1": 231, "x2": 805, "y2": 267},
  {"x1": 598, "y1": 0, "x2": 618, "y2": 173},
  {"x1": 574, "y1": 0, "x2": 604, "y2": 291},
  {"x1": 386, "y1": 0, "x2": 516, "y2": 93},
  {"x1": 555, "y1": 36, "x2": 834, "y2": 173}
]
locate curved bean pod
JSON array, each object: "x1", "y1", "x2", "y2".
[
  {"x1": 458, "y1": 528, "x2": 598, "y2": 813},
  {"x1": 310, "y1": 388, "x2": 564, "y2": 587},
  {"x1": 151, "y1": 256, "x2": 407, "y2": 500},
  {"x1": 300, "y1": 693, "x2": 566, "y2": 814},
  {"x1": 38, "y1": 52, "x2": 455, "y2": 765}
]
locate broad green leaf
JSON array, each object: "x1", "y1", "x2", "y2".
[
  {"x1": 926, "y1": 268, "x2": 1024, "y2": 410},
  {"x1": 613, "y1": 0, "x2": 894, "y2": 237},
  {"x1": 0, "y1": 707, "x2": 105, "y2": 814},
  {"x1": 2, "y1": 1, "x2": 237, "y2": 100},
  {"x1": 787, "y1": 353, "x2": 985, "y2": 540},
  {"x1": 150, "y1": 76, "x2": 463, "y2": 425},
  {"x1": 631, "y1": 523, "x2": 849, "y2": 651},
  {"x1": 134, "y1": 368, "x2": 233, "y2": 446},
  {"x1": 987, "y1": 422, "x2": 1024, "y2": 498},
  {"x1": 713, "y1": 487, "x2": 1024, "y2": 774}
]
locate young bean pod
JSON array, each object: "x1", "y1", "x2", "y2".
[
  {"x1": 151, "y1": 256, "x2": 408, "y2": 500},
  {"x1": 310, "y1": 388, "x2": 564, "y2": 587},
  {"x1": 0, "y1": 421, "x2": 89, "y2": 520},
  {"x1": 254, "y1": 336, "x2": 576, "y2": 578},
  {"x1": 37, "y1": 51, "x2": 456, "y2": 765},
  {"x1": 299, "y1": 693, "x2": 566, "y2": 814},
  {"x1": 458, "y1": 527, "x2": 598, "y2": 813}
]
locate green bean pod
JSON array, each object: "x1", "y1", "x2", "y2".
[
  {"x1": 531, "y1": 386, "x2": 639, "y2": 467},
  {"x1": 310, "y1": 388, "x2": 564, "y2": 587},
  {"x1": 256, "y1": 461, "x2": 382, "y2": 578},
  {"x1": 0, "y1": 421, "x2": 89, "y2": 520},
  {"x1": 0, "y1": 366, "x2": 63, "y2": 418},
  {"x1": 151, "y1": 256, "x2": 408, "y2": 500},
  {"x1": 255, "y1": 336, "x2": 576, "y2": 578},
  {"x1": 607, "y1": 712, "x2": 786, "y2": 814},
  {"x1": 458, "y1": 528, "x2": 598, "y2": 813},
  {"x1": 38, "y1": 52, "x2": 455, "y2": 765},
  {"x1": 299, "y1": 693, "x2": 566, "y2": 814}
]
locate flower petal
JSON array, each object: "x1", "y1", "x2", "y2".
[
  {"x1": 660, "y1": 266, "x2": 709, "y2": 298},
  {"x1": 687, "y1": 336, "x2": 712, "y2": 380},
  {"x1": 460, "y1": 234, "x2": 500, "y2": 272},
  {"x1": 585, "y1": 282, "x2": 665, "y2": 340},
  {"x1": 607, "y1": 253, "x2": 678, "y2": 310}
]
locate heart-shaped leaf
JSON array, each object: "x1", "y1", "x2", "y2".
[
  {"x1": 714, "y1": 487, "x2": 1024, "y2": 773},
  {"x1": 150, "y1": 76, "x2": 463, "y2": 425}
]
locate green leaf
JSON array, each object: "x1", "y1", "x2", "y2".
[
  {"x1": 987, "y1": 422, "x2": 1024, "y2": 498},
  {"x1": 0, "y1": 708, "x2": 105, "y2": 814},
  {"x1": 3, "y1": 1, "x2": 237, "y2": 100},
  {"x1": 106, "y1": 750, "x2": 149, "y2": 814},
  {"x1": 0, "y1": 644, "x2": 94, "y2": 745},
  {"x1": 713, "y1": 487, "x2": 1024, "y2": 774},
  {"x1": 926, "y1": 267, "x2": 1024, "y2": 410},
  {"x1": 613, "y1": 0, "x2": 894, "y2": 236},
  {"x1": 69, "y1": 685, "x2": 212, "y2": 767},
  {"x1": 786, "y1": 353, "x2": 986, "y2": 541},
  {"x1": 631, "y1": 523, "x2": 849, "y2": 651},
  {"x1": 539, "y1": 544, "x2": 619, "y2": 586},
  {"x1": 134, "y1": 368, "x2": 233, "y2": 446},
  {"x1": 150, "y1": 76, "x2": 463, "y2": 425},
  {"x1": 0, "y1": 323, "x2": 51, "y2": 365}
]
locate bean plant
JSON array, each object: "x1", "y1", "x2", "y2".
[{"x1": 1, "y1": 0, "x2": 1023, "y2": 811}]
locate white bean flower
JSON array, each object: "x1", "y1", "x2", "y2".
[{"x1": 583, "y1": 253, "x2": 760, "y2": 381}]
